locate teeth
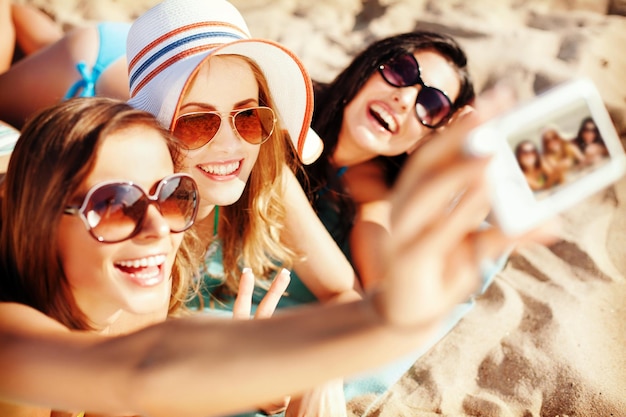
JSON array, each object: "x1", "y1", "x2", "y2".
[
  {"x1": 370, "y1": 103, "x2": 398, "y2": 133},
  {"x1": 116, "y1": 254, "x2": 166, "y2": 269},
  {"x1": 199, "y1": 161, "x2": 240, "y2": 176}
]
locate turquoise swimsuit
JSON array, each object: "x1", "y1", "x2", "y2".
[
  {"x1": 187, "y1": 206, "x2": 317, "y2": 315},
  {"x1": 64, "y1": 22, "x2": 130, "y2": 99}
]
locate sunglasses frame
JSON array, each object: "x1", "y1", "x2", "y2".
[
  {"x1": 173, "y1": 106, "x2": 277, "y2": 150},
  {"x1": 378, "y1": 53, "x2": 455, "y2": 128},
  {"x1": 64, "y1": 173, "x2": 199, "y2": 243}
]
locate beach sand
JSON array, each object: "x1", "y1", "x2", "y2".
[{"x1": 13, "y1": 0, "x2": 626, "y2": 415}]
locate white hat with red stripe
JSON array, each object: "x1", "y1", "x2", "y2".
[{"x1": 127, "y1": 0, "x2": 322, "y2": 164}]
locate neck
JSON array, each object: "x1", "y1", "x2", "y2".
[
  {"x1": 103, "y1": 309, "x2": 168, "y2": 336},
  {"x1": 194, "y1": 206, "x2": 218, "y2": 247},
  {"x1": 333, "y1": 126, "x2": 378, "y2": 168},
  {"x1": 197, "y1": 202, "x2": 216, "y2": 224}
]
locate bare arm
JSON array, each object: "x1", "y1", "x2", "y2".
[
  {"x1": 282, "y1": 167, "x2": 362, "y2": 302},
  {"x1": 0, "y1": 299, "x2": 437, "y2": 416},
  {"x1": 0, "y1": 0, "x2": 14, "y2": 72},
  {"x1": 10, "y1": 3, "x2": 62, "y2": 55},
  {"x1": 343, "y1": 161, "x2": 393, "y2": 290},
  {"x1": 350, "y1": 198, "x2": 392, "y2": 289}
]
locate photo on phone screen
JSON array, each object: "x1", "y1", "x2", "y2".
[
  {"x1": 467, "y1": 78, "x2": 626, "y2": 236},
  {"x1": 508, "y1": 96, "x2": 610, "y2": 201}
]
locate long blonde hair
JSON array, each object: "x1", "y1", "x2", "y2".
[{"x1": 196, "y1": 55, "x2": 301, "y2": 296}]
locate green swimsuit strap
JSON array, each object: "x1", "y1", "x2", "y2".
[{"x1": 213, "y1": 205, "x2": 219, "y2": 237}]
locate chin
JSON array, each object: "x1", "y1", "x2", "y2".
[
  {"x1": 126, "y1": 296, "x2": 170, "y2": 316},
  {"x1": 205, "y1": 190, "x2": 245, "y2": 207}
]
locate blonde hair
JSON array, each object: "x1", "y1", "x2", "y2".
[{"x1": 194, "y1": 55, "x2": 301, "y2": 297}]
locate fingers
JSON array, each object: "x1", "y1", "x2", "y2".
[
  {"x1": 232, "y1": 268, "x2": 291, "y2": 320},
  {"x1": 255, "y1": 269, "x2": 291, "y2": 319},
  {"x1": 394, "y1": 86, "x2": 518, "y2": 207},
  {"x1": 232, "y1": 268, "x2": 255, "y2": 320},
  {"x1": 391, "y1": 156, "x2": 491, "y2": 246},
  {"x1": 393, "y1": 111, "x2": 481, "y2": 204},
  {"x1": 419, "y1": 177, "x2": 492, "y2": 254}
]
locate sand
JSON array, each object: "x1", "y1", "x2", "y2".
[{"x1": 11, "y1": 0, "x2": 626, "y2": 415}]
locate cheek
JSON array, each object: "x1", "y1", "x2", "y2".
[
  {"x1": 343, "y1": 99, "x2": 360, "y2": 127},
  {"x1": 239, "y1": 143, "x2": 261, "y2": 178},
  {"x1": 180, "y1": 149, "x2": 200, "y2": 171},
  {"x1": 57, "y1": 220, "x2": 106, "y2": 288}
]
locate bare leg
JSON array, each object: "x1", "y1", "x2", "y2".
[
  {"x1": 11, "y1": 3, "x2": 63, "y2": 55},
  {"x1": 0, "y1": 0, "x2": 16, "y2": 72},
  {"x1": 0, "y1": 25, "x2": 98, "y2": 128}
]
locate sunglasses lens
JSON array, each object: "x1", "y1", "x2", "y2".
[
  {"x1": 85, "y1": 184, "x2": 146, "y2": 242},
  {"x1": 233, "y1": 107, "x2": 275, "y2": 144},
  {"x1": 157, "y1": 175, "x2": 198, "y2": 232},
  {"x1": 416, "y1": 87, "x2": 452, "y2": 128},
  {"x1": 173, "y1": 113, "x2": 222, "y2": 149},
  {"x1": 380, "y1": 54, "x2": 420, "y2": 87}
]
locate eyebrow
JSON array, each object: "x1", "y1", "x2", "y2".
[{"x1": 179, "y1": 98, "x2": 259, "y2": 112}]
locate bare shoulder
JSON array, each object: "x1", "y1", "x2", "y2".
[{"x1": 0, "y1": 302, "x2": 70, "y2": 335}]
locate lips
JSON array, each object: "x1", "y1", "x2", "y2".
[
  {"x1": 115, "y1": 254, "x2": 166, "y2": 287},
  {"x1": 369, "y1": 103, "x2": 399, "y2": 134},
  {"x1": 197, "y1": 160, "x2": 242, "y2": 180}
]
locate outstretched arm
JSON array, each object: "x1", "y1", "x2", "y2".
[{"x1": 0, "y1": 103, "x2": 553, "y2": 417}]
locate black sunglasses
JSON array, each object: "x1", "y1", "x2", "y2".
[
  {"x1": 64, "y1": 173, "x2": 199, "y2": 243},
  {"x1": 173, "y1": 106, "x2": 276, "y2": 150},
  {"x1": 378, "y1": 53, "x2": 454, "y2": 128}
]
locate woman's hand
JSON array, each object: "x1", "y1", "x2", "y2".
[
  {"x1": 376, "y1": 92, "x2": 557, "y2": 328},
  {"x1": 232, "y1": 268, "x2": 293, "y2": 415},
  {"x1": 232, "y1": 268, "x2": 291, "y2": 320}
]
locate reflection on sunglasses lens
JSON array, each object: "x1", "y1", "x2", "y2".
[
  {"x1": 84, "y1": 176, "x2": 196, "y2": 242},
  {"x1": 380, "y1": 54, "x2": 452, "y2": 128},
  {"x1": 384, "y1": 54, "x2": 420, "y2": 87},
  {"x1": 173, "y1": 107, "x2": 275, "y2": 149},
  {"x1": 416, "y1": 88, "x2": 451, "y2": 127}
]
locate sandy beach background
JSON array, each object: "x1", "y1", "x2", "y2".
[{"x1": 12, "y1": 0, "x2": 626, "y2": 415}]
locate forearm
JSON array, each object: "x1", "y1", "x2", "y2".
[{"x1": 119, "y1": 299, "x2": 438, "y2": 417}]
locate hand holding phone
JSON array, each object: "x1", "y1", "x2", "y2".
[{"x1": 465, "y1": 78, "x2": 626, "y2": 236}]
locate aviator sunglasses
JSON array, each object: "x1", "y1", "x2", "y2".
[
  {"x1": 173, "y1": 106, "x2": 276, "y2": 150},
  {"x1": 378, "y1": 53, "x2": 454, "y2": 128},
  {"x1": 64, "y1": 173, "x2": 199, "y2": 243}
]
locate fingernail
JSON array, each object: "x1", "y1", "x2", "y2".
[
  {"x1": 242, "y1": 267, "x2": 252, "y2": 274},
  {"x1": 280, "y1": 268, "x2": 291, "y2": 276}
]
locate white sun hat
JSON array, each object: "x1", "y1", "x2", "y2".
[{"x1": 126, "y1": 0, "x2": 323, "y2": 164}]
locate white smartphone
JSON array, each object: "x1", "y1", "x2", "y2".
[{"x1": 466, "y1": 78, "x2": 626, "y2": 236}]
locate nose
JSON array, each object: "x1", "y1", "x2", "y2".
[
  {"x1": 392, "y1": 86, "x2": 418, "y2": 112},
  {"x1": 137, "y1": 204, "x2": 170, "y2": 239},
  {"x1": 207, "y1": 114, "x2": 243, "y2": 151}
]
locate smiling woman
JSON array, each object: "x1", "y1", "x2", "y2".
[
  {"x1": 0, "y1": 98, "x2": 199, "y2": 330},
  {"x1": 303, "y1": 30, "x2": 475, "y2": 288},
  {"x1": 0, "y1": 96, "x2": 201, "y2": 415}
]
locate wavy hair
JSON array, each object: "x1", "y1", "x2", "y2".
[
  {"x1": 301, "y1": 30, "x2": 475, "y2": 243},
  {"x1": 195, "y1": 56, "x2": 300, "y2": 297}
]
